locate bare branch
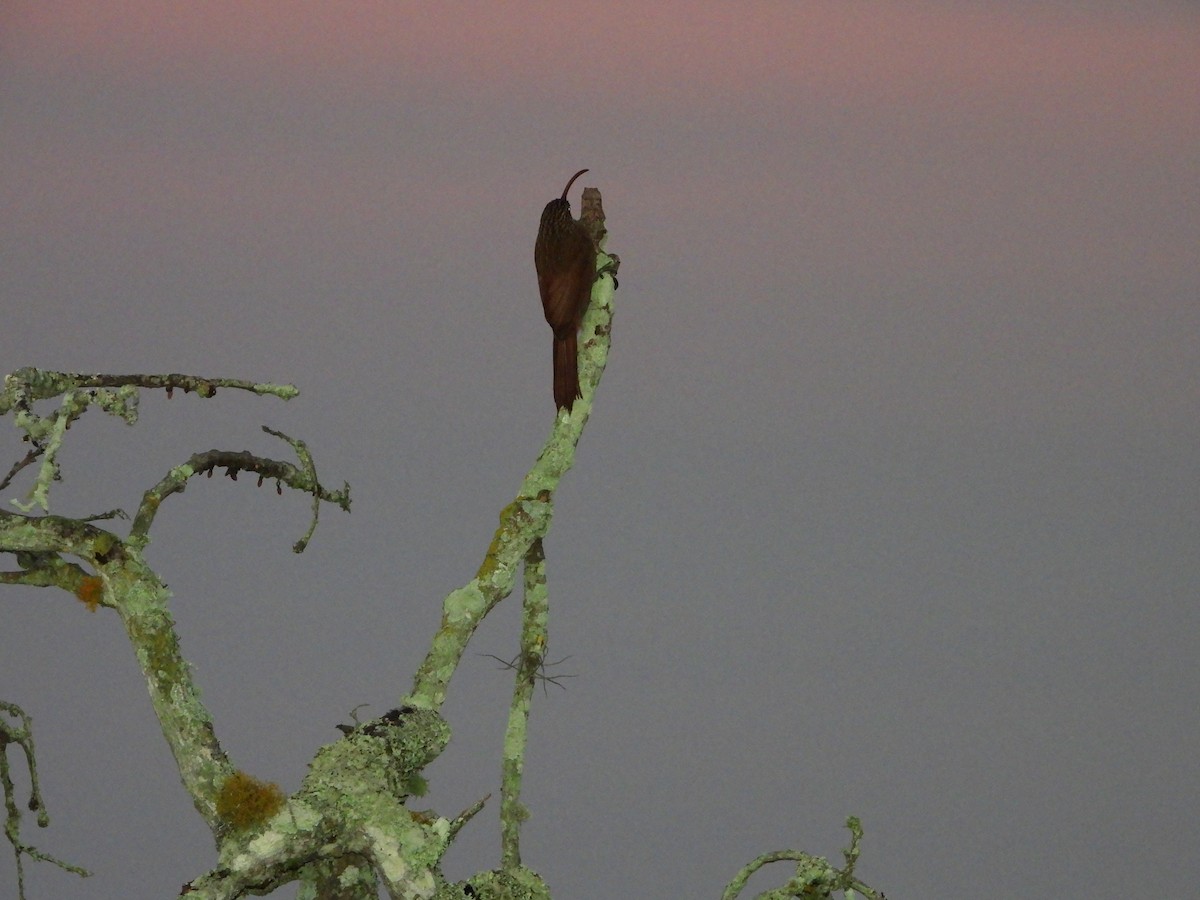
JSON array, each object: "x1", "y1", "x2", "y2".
[{"x1": 128, "y1": 431, "x2": 350, "y2": 552}]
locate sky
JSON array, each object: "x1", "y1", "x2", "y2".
[{"x1": 2, "y1": 2, "x2": 1198, "y2": 897}]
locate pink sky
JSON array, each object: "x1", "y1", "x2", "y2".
[
  {"x1": 3, "y1": 5, "x2": 1199, "y2": 899},
  {"x1": 11, "y1": 2, "x2": 1196, "y2": 254},
  {"x1": 15, "y1": 3, "x2": 1198, "y2": 124},
  {"x1": 7, "y1": 2, "x2": 1196, "y2": 392}
]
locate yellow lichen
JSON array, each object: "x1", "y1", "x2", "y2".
[
  {"x1": 216, "y1": 770, "x2": 285, "y2": 831},
  {"x1": 74, "y1": 575, "x2": 104, "y2": 612}
]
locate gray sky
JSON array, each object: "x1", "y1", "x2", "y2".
[{"x1": 2, "y1": 2, "x2": 1198, "y2": 897}]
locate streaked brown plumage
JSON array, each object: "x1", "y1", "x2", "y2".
[{"x1": 535, "y1": 169, "x2": 596, "y2": 411}]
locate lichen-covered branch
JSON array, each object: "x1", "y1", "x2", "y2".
[
  {"x1": 128, "y1": 429, "x2": 350, "y2": 553},
  {"x1": 0, "y1": 701, "x2": 91, "y2": 900},
  {"x1": 1, "y1": 369, "x2": 357, "y2": 894},
  {"x1": 113, "y1": 552, "x2": 234, "y2": 830},
  {"x1": 720, "y1": 818, "x2": 886, "y2": 900},
  {"x1": 499, "y1": 540, "x2": 549, "y2": 868},
  {"x1": 0, "y1": 368, "x2": 298, "y2": 413},
  {"x1": 182, "y1": 707, "x2": 454, "y2": 899},
  {"x1": 407, "y1": 237, "x2": 617, "y2": 712},
  {"x1": 2, "y1": 368, "x2": 297, "y2": 513},
  {"x1": 0, "y1": 512, "x2": 232, "y2": 832},
  {"x1": 1, "y1": 194, "x2": 649, "y2": 897}
]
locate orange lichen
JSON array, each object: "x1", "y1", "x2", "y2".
[
  {"x1": 75, "y1": 576, "x2": 104, "y2": 612},
  {"x1": 216, "y1": 770, "x2": 285, "y2": 831}
]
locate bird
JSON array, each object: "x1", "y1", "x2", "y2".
[{"x1": 535, "y1": 169, "x2": 597, "y2": 411}]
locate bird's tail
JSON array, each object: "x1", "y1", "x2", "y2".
[{"x1": 553, "y1": 333, "x2": 581, "y2": 411}]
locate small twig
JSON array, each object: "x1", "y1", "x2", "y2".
[
  {"x1": 0, "y1": 449, "x2": 42, "y2": 494},
  {"x1": 0, "y1": 701, "x2": 91, "y2": 900},
  {"x1": 262, "y1": 426, "x2": 337, "y2": 553},
  {"x1": 448, "y1": 794, "x2": 490, "y2": 841}
]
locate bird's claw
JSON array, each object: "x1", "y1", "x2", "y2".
[{"x1": 596, "y1": 253, "x2": 620, "y2": 289}]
